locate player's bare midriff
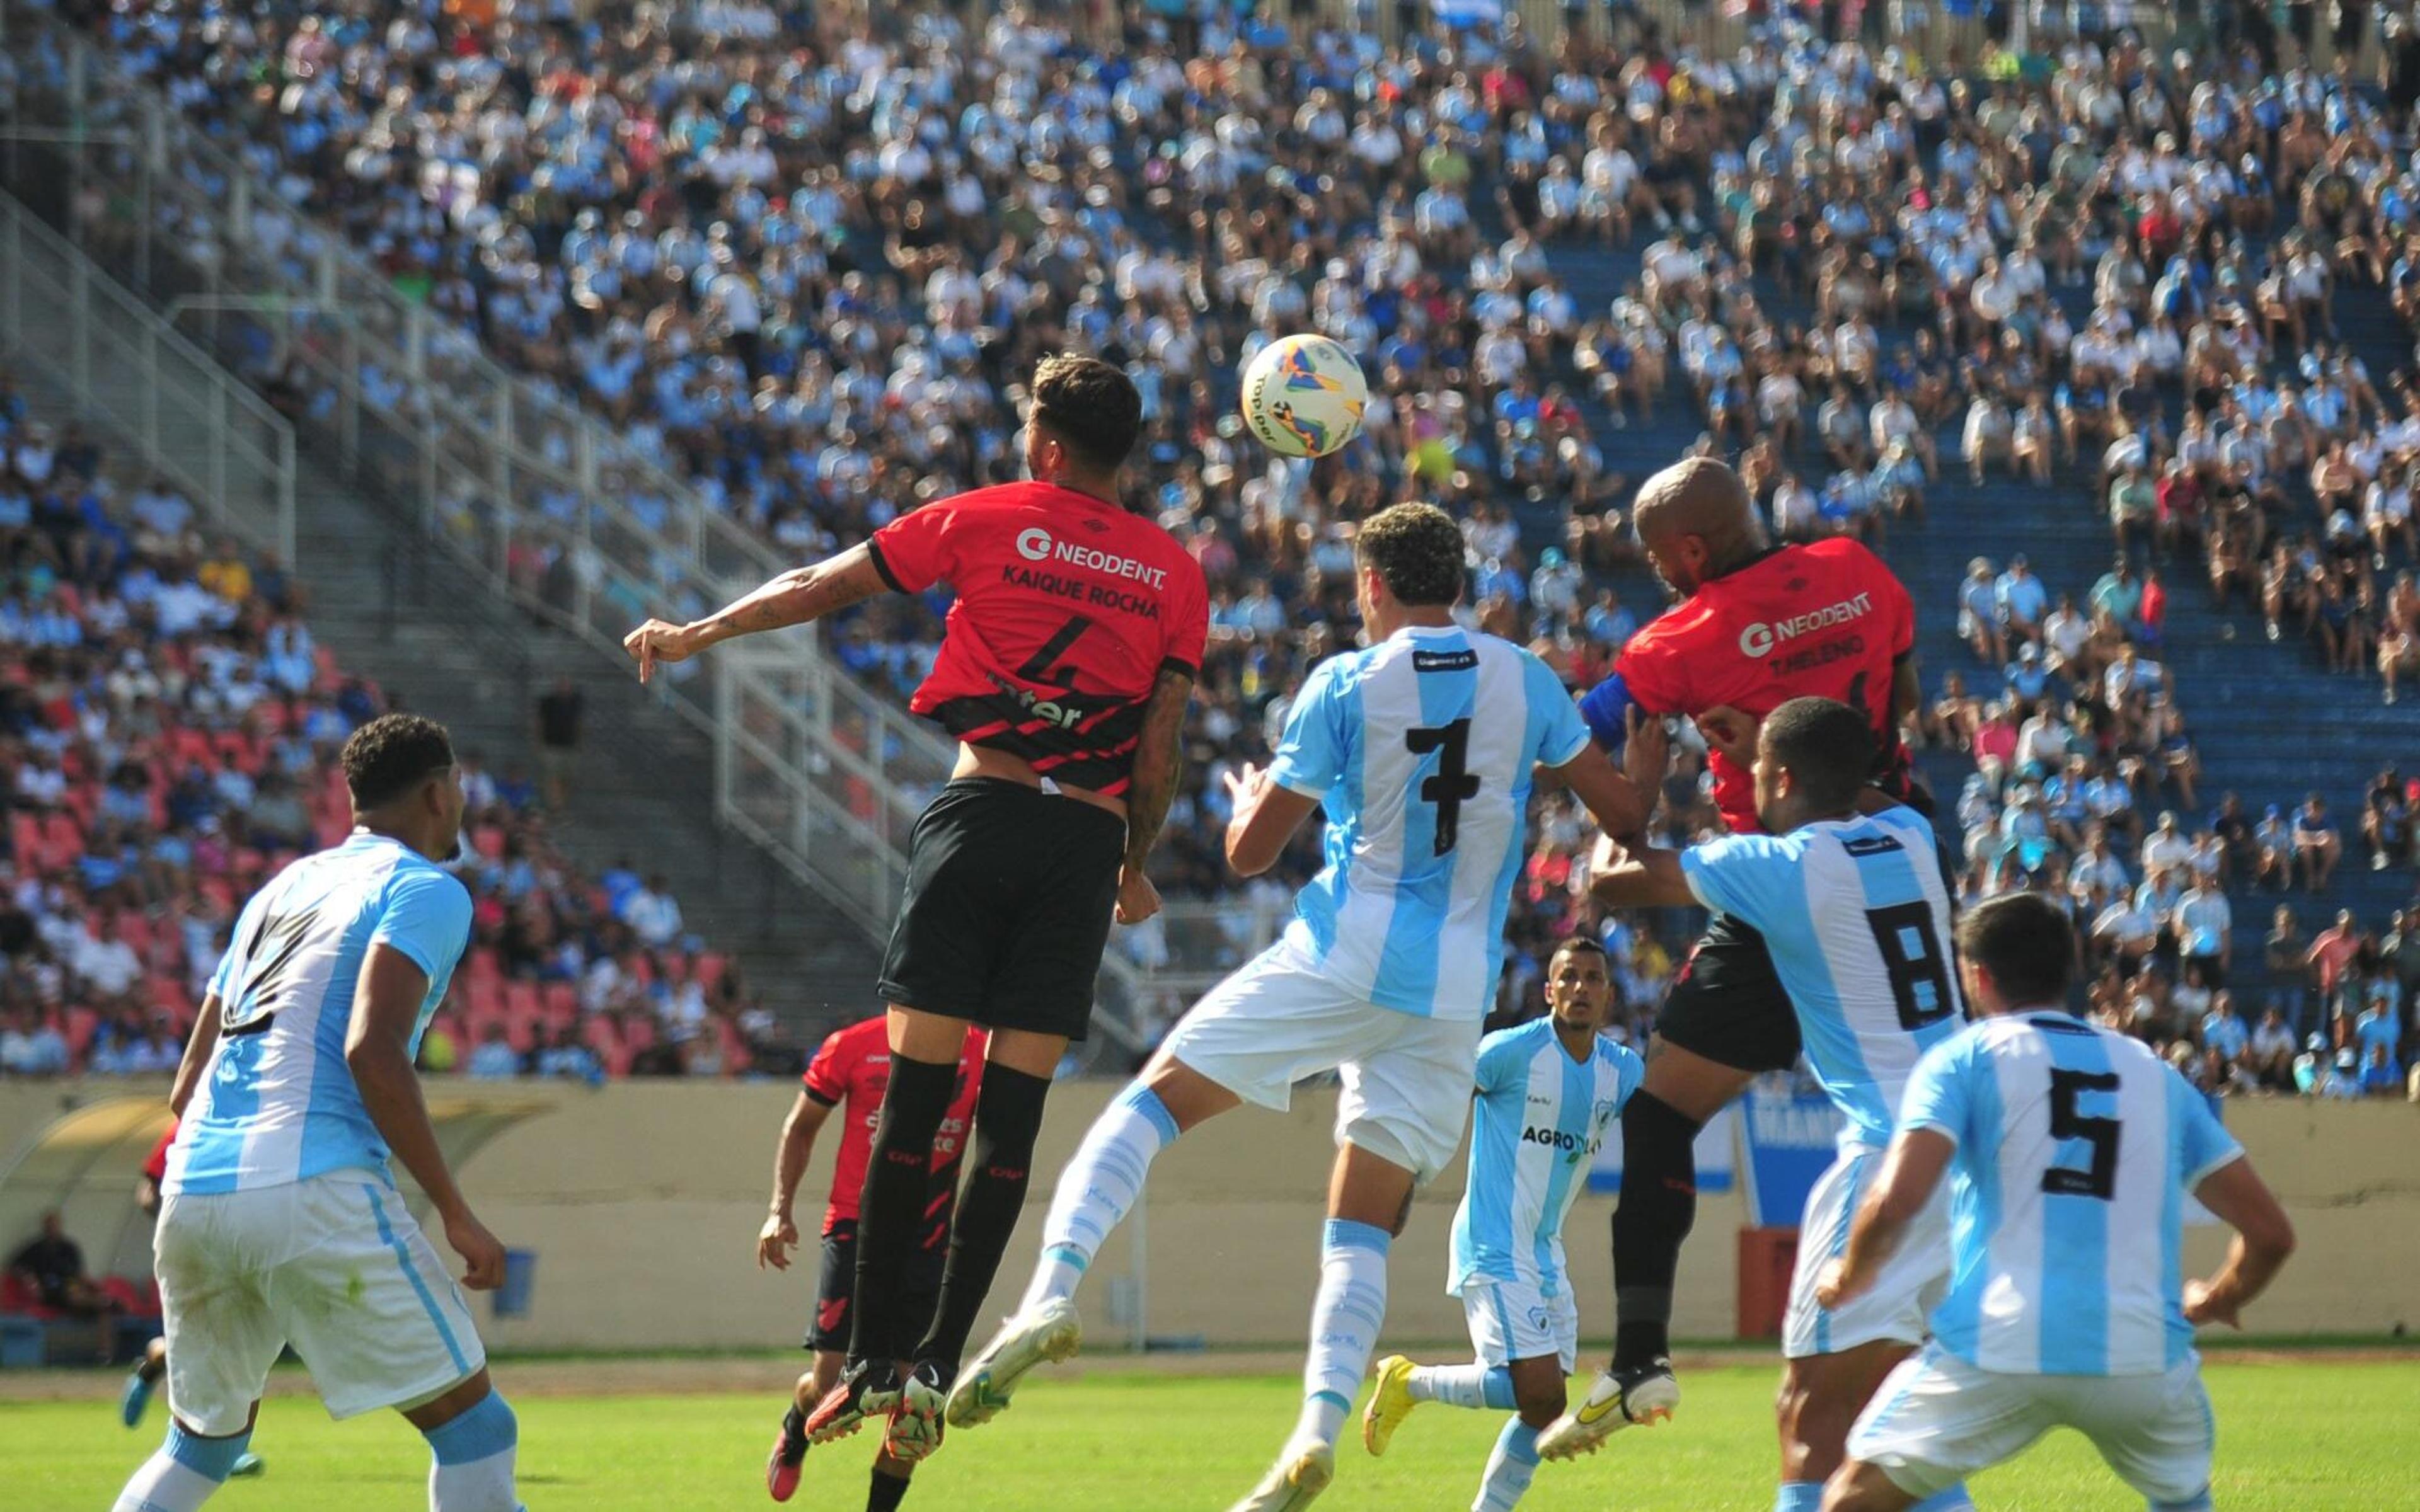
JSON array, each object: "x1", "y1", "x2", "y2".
[{"x1": 953, "y1": 742, "x2": 1127, "y2": 822}]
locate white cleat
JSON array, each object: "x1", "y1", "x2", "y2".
[
  {"x1": 1536, "y1": 1360, "x2": 1680, "y2": 1460},
  {"x1": 1226, "y1": 1438, "x2": 1335, "y2": 1512},
  {"x1": 945, "y1": 1297, "x2": 1083, "y2": 1429}
]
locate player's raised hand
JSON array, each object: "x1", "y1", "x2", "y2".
[
  {"x1": 622, "y1": 618, "x2": 699, "y2": 685},
  {"x1": 2183, "y1": 1277, "x2": 2242, "y2": 1329},
  {"x1": 444, "y1": 1207, "x2": 509, "y2": 1292},
  {"x1": 757, "y1": 1210, "x2": 800, "y2": 1271},
  {"x1": 1223, "y1": 760, "x2": 1268, "y2": 809},
  {"x1": 1693, "y1": 704, "x2": 1760, "y2": 769},
  {"x1": 1115, "y1": 864, "x2": 1163, "y2": 925}
]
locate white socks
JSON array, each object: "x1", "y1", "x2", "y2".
[
  {"x1": 1296, "y1": 1218, "x2": 1392, "y2": 1448},
  {"x1": 1020, "y1": 1084, "x2": 1178, "y2": 1312},
  {"x1": 424, "y1": 1392, "x2": 519, "y2": 1512},
  {"x1": 112, "y1": 1426, "x2": 250, "y2": 1512},
  {"x1": 1475, "y1": 1418, "x2": 1541, "y2": 1511},
  {"x1": 1408, "y1": 1363, "x2": 1517, "y2": 1411}
]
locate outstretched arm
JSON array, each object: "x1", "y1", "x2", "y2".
[{"x1": 623, "y1": 544, "x2": 889, "y2": 683}]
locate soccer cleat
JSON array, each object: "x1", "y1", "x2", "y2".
[
  {"x1": 228, "y1": 1453, "x2": 265, "y2": 1477},
  {"x1": 1536, "y1": 1358, "x2": 1680, "y2": 1460},
  {"x1": 1360, "y1": 1355, "x2": 1417, "y2": 1457},
  {"x1": 883, "y1": 1360, "x2": 952, "y2": 1463},
  {"x1": 764, "y1": 1406, "x2": 808, "y2": 1501},
  {"x1": 119, "y1": 1367, "x2": 156, "y2": 1429},
  {"x1": 947, "y1": 1297, "x2": 1081, "y2": 1428},
  {"x1": 802, "y1": 1358, "x2": 904, "y2": 1447},
  {"x1": 1226, "y1": 1438, "x2": 1334, "y2": 1512}
]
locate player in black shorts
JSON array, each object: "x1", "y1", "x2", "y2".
[{"x1": 626, "y1": 357, "x2": 1209, "y2": 1467}]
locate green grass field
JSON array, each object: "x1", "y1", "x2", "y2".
[{"x1": 12, "y1": 1360, "x2": 2417, "y2": 1511}]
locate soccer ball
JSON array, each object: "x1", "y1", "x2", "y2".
[{"x1": 1239, "y1": 334, "x2": 1370, "y2": 459}]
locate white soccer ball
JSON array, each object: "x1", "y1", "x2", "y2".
[{"x1": 1239, "y1": 333, "x2": 1370, "y2": 459}]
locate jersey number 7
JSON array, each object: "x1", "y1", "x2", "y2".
[{"x1": 1406, "y1": 719, "x2": 1480, "y2": 856}]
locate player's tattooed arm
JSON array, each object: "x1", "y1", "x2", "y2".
[
  {"x1": 166, "y1": 994, "x2": 225, "y2": 1118},
  {"x1": 1117, "y1": 668, "x2": 1196, "y2": 924},
  {"x1": 623, "y1": 544, "x2": 888, "y2": 683}
]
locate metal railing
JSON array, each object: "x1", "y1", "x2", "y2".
[
  {"x1": 0, "y1": 191, "x2": 294, "y2": 563},
  {"x1": 0, "y1": 6, "x2": 1209, "y2": 1046}
]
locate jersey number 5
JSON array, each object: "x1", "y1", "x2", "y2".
[
  {"x1": 2042, "y1": 1068, "x2": 2123, "y2": 1201},
  {"x1": 1405, "y1": 718, "x2": 1480, "y2": 856}
]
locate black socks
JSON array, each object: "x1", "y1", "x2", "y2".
[
  {"x1": 916, "y1": 1063, "x2": 1052, "y2": 1368},
  {"x1": 1609, "y1": 1091, "x2": 1705, "y2": 1370},
  {"x1": 848, "y1": 1053, "x2": 960, "y2": 1365}
]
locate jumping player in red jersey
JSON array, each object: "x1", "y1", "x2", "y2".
[
  {"x1": 623, "y1": 355, "x2": 1206, "y2": 1466},
  {"x1": 754, "y1": 1016, "x2": 986, "y2": 1508},
  {"x1": 1538, "y1": 457, "x2": 1931, "y2": 1459}
]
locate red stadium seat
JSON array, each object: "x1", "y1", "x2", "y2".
[
  {"x1": 582, "y1": 1013, "x2": 625, "y2": 1074},
  {"x1": 313, "y1": 645, "x2": 341, "y2": 693},
  {"x1": 658, "y1": 953, "x2": 689, "y2": 987},
  {"x1": 60, "y1": 783, "x2": 96, "y2": 828},
  {"x1": 622, "y1": 1015, "x2": 658, "y2": 1055},
  {"x1": 471, "y1": 824, "x2": 506, "y2": 861},
  {"x1": 693, "y1": 953, "x2": 727, "y2": 994},
  {"x1": 464, "y1": 947, "x2": 502, "y2": 986},
  {"x1": 115, "y1": 912, "x2": 153, "y2": 958},
  {"x1": 10, "y1": 813, "x2": 43, "y2": 869},
  {"x1": 464, "y1": 977, "x2": 506, "y2": 1027},
  {"x1": 0, "y1": 1271, "x2": 55, "y2": 1320},
  {"x1": 62, "y1": 1007, "x2": 99, "y2": 1061},
  {"x1": 541, "y1": 982, "x2": 578, "y2": 1032},
  {"x1": 40, "y1": 813, "x2": 83, "y2": 867},
  {"x1": 716, "y1": 1017, "x2": 752, "y2": 1077}
]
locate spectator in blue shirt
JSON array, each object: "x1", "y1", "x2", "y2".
[
  {"x1": 1993, "y1": 553, "x2": 2048, "y2": 645},
  {"x1": 466, "y1": 1026, "x2": 525, "y2": 1081},
  {"x1": 2201, "y1": 994, "x2": 2251, "y2": 1063}
]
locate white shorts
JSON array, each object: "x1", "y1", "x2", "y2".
[
  {"x1": 156, "y1": 1171, "x2": 487, "y2": 1435},
  {"x1": 1459, "y1": 1278, "x2": 1580, "y2": 1372},
  {"x1": 1783, "y1": 1144, "x2": 1950, "y2": 1360},
  {"x1": 1160, "y1": 941, "x2": 1477, "y2": 1183},
  {"x1": 1850, "y1": 1344, "x2": 2214, "y2": 1505}
]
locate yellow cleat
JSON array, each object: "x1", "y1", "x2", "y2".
[{"x1": 1361, "y1": 1356, "x2": 1419, "y2": 1457}]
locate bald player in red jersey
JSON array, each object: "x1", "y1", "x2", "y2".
[
  {"x1": 1540, "y1": 457, "x2": 1932, "y2": 1458},
  {"x1": 754, "y1": 1016, "x2": 987, "y2": 1507},
  {"x1": 625, "y1": 355, "x2": 1206, "y2": 1469}
]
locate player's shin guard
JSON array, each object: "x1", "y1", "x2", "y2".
[
  {"x1": 851, "y1": 1053, "x2": 960, "y2": 1365},
  {"x1": 425, "y1": 1390, "x2": 519, "y2": 1512},
  {"x1": 1610, "y1": 1091, "x2": 1703, "y2": 1370},
  {"x1": 1407, "y1": 1364, "x2": 1517, "y2": 1411},
  {"x1": 1299, "y1": 1218, "x2": 1392, "y2": 1448},
  {"x1": 112, "y1": 1423, "x2": 255, "y2": 1512},
  {"x1": 1018, "y1": 1083, "x2": 1179, "y2": 1312},
  {"x1": 918, "y1": 1064, "x2": 1052, "y2": 1368},
  {"x1": 1473, "y1": 1419, "x2": 1542, "y2": 1511}
]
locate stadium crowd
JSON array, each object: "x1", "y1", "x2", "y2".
[
  {"x1": 0, "y1": 382, "x2": 772, "y2": 1082},
  {"x1": 23, "y1": 0, "x2": 2420, "y2": 1091}
]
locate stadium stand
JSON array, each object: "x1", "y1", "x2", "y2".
[
  {"x1": 0, "y1": 382, "x2": 772, "y2": 1081},
  {"x1": 6, "y1": 0, "x2": 2417, "y2": 1099}
]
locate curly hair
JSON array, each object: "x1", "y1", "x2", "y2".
[
  {"x1": 1030, "y1": 354, "x2": 1143, "y2": 472},
  {"x1": 342, "y1": 713, "x2": 457, "y2": 810},
  {"x1": 1354, "y1": 502, "x2": 1467, "y2": 608}
]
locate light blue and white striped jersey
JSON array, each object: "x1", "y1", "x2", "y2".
[
  {"x1": 1680, "y1": 804, "x2": 1964, "y2": 1150},
  {"x1": 166, "y1": 832, "x2": 473, "y2": 1197},
  {"x1": 1267, "y1": 626, "x2": 1591, "y2": 1021},
  {"x1": 1450, "y1": 1017, "x2": 1645, "y2": 1297},
  {"x1": 1903, "y1": 1012, "x2": 2244, "y2": 1377}
]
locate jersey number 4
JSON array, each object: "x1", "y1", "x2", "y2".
[
  {"x1": 2043, "y1": 1068, "x2": 2123, "y2": 1201},
  {"x1": 1406, "y1": 718, "x2": 1480, "y2": 856}
]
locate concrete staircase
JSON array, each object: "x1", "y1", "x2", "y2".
[{"x1": 282, "y1": 450, "x2": 881, "y2": 1035}]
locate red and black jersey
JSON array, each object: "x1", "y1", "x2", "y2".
[
  {"x1": 1616, "y1": 538, "x2": 1918, "y2": 833},
  {"x1": 867, "y1": 483, "x2": 1209, "y2": 796},
  {"x1": 802, "y1": 1017, "x2": 987, "y2": 1247}
]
